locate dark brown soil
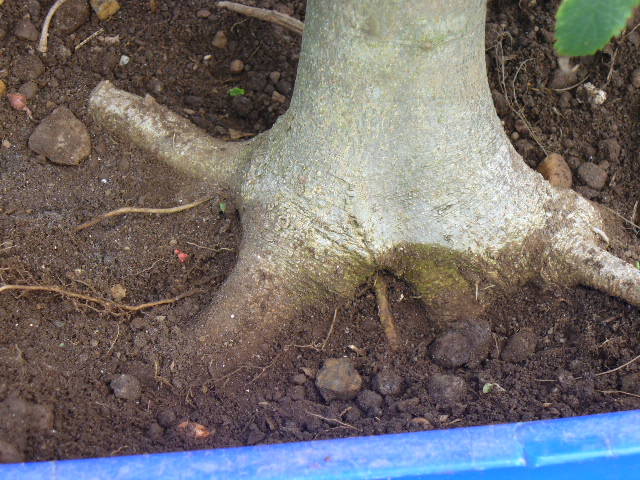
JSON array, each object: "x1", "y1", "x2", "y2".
[{"x1": 1, "y1": 0, "x2": 639, "y2": 463}]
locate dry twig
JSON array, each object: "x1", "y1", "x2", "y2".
[
  {"x1": 216, "y1": 1, "x2": 304, "y2": 35},
  {"x1": 598, "y1": 390, "x2": 640, "y2": 399},
  {"x1": 38, "y1": 0, "x2": 71, "y2": 54},
  {"x1": 374, "y1": 276, "x2": 400, "y2": 351},
  {"x1": 321, "y1": 309, "x2": 338, "y2": 351},
  {"x1": 74, "y1": 196, "x2": 213, "y2": 232},
  {"x1": 595, "y1": 353, "x2": 640, "y2": 376},
  {"x1": 75, "y1": 28, "x2": 104, "y2": 51},
  {"x1": 305, "y1": 411, "x2": 359, "y2": 431}
]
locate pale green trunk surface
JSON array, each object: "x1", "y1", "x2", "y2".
[{"x1": 88, "y1": 0, "x2": 640, "y2": 369}]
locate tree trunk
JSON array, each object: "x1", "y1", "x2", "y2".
[{"x1": 88, "y1": 0, "x2": 640, "y2": 369}]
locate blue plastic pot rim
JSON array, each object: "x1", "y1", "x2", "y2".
[{"x1": 2, "y1": 409, "x2": 640, "y2": 479}]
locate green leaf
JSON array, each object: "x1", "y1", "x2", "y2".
[
  {"x1": 555, "y1": 0, "x2": 639, "y2": 56},
  {"x1": 482, "y1": 383, "x2": 493, "y2": 394},
  {"x1": 219, "y1": 202, "x2": 226, "y2": 213},
  {"x1": 228, "y1": 87, "x2": 245, "y2": 97}
]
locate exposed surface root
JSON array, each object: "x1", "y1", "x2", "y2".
[
  {"x1": 373, "y1": 276, "x2": 400, "y2": 351},
  {"x1": 88, "y1": 81, "x2": 255, "y2": 195},
  {"x1": 0, "y1": 284, "x2": 204, "y2": 314},
  {"x1": 193, "y1": 243, "x2": 322, "y2": 374},
  {"x1": 564, "y1": 240, "x2": 640, "y2": 306},
  {"x1": 38, "y1": 0, "x2": 70, "y2": 54},
  {"x1": 74, "y1": 196, "x2": 213, "y2": 232}
]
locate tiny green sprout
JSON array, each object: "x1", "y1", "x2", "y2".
[
  {"x1": 219, "y1": 202, "x2": 226, "y2": 213},
  {"x1": 482, "y1": 383, "x2": 493, "y2": 394},
  {"x1": 636, "y1": 261, "x2": 640, "y2": 270},
  {"x1": 228, "y1": 87, "x2": 245, "y2": 97}
]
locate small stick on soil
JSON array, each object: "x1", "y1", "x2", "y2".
[
  {"x1": 0, "y1": 284, "x2": 204, "y2": 313},
  {"x1": 75, "y1": 28, "x2": 104, "y2": 51},
  {"x1": 321, "y1": 309, "x2": 338, "y2": 351},
  {"x1": 186, "y1": 241, "x2": 234, "y2": 253},
  {"x1": 598, "y1": 204, "x2": 640, "y2": 231},
  {"x1": 598, "y1": 389, "x2": 640, "y2": 399},
  {"x1": 550, "y1": 76, "x2": 589, "y2": 92},
  {"x1": 104, "y1": 323, "x2": 120, "y2": 356},
  {"x1": 74, "y1": 196, "x2": 213, "y2": 232},
  {"x1": 305, "y1": 411, "x2": 359, "y2": 431},
  {"x1": 373, "y1": 276, "x2": 400, "y2": 351},
  {"x1": 38, "y1": 0, "x2": 70, "y2": 54},
  {"x1": 216, "y1": 1, "x2": 304, "y2": 35},
  {"x1": 595, "y1": 352, "x2": 640, "y2": 376}
]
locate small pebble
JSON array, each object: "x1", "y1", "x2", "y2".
[
  {"x1": 110, "y1": 373, "x2": 142, "y2": 401},
  {"x1": 394, "y1": 397, "x2": 419, "y2": 413},
  {"x1": 429, "y1": 319, "x2": 492, "y2": 369},
  {"x1": 13, "y1": 18, "x2": 39, "y2": 41},
  {"x1": 271, "y1": 91, "x2": 286, "y2": 103},
  {"x1": 501, "y1": 330, "x2": 538, "y2": 363},
  {"x1": 371, "y1": 367, "x2": 403, "y2": 396},
  {"x1": 230, "y1": 59, "x2": 244, "y2": 74},
  {"x1": 18, "y1": 81, "x2": 38, "y2": 99},
  {"x1": 577, "y1": 162, "x2": 608, "y2": 190},
  {"x1": 315, "y1": 358, "x2": 362, "y2": 402},
  {"x1": 13, "y1": 54, "x2": 46, "y2": 81},
  {"x1": 409, "y1": 417, "x2": 433, "y2": 430},
  {"x1": 536, "y1": 153, "x2": 572, "y2": 188},
  {"x1": 29, "y1": 106, "x2": 92, "y2": 165},
  {"x1": 54, "y1": 0, "x2": 90, "y2": 34},
  {"x1": 428, "y1": 374, "x2": 467, "y2": 406},
  {"x1": 290, "y1": 373, "x2": 307, "y2": 385},
  {"x1": 598, "y1": 138, "x2": 621, "y2": 163},
  {"x1": 275, "y1": 79, "x2": 293, "y2": 96},
  {"x1": 157, "y1": 408, "x2": 176, "y2": 427},
  {"x1": 514, "y1": 119, "x2": 528, "y2": 135},
  {"x1": 356, "y1": 390, "x2": 383, "y2": 415},
  {"x1": 632, "y1": 69, "x2": 640, "y2": 89},
  {"x1": 90, "y1": 0, "x2": 121, "y2": 20},
  {"x1": 212, "y1": 30, "x2": 228, "y2": 49},
  {"x1": 269, "y1": 71, "x2": 281, "y2": 84},
  {"x1": 0, "y1": 440, "x2": 23, "y2": 463},
  {"x1": 231, "y1": 95, "x2": 253, "y2": 117},
  {"x1": 196, "y1": 9, "x2": 211, "y2": 18}
]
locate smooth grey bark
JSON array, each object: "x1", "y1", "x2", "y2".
[
  {"x1": 88, "y1": 0, "x2": 640, "y2": 367},
  {"x1": 89, "y1": 83, "x2": 254, "y2": 197}
]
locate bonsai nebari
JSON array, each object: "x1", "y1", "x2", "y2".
[{"x1": 89, "y1": 0, "x2": 640, "y2": 370}]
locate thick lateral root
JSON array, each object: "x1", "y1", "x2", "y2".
[
  {"x1": 564, "y1": 240, "x2": 640, "y2": 307},
  {"x1": 193, "y1": 242, "x2": 340, "y2": 376},
  {"x1": 88, "y1": 81, "x2": 254, "y2": 194}
]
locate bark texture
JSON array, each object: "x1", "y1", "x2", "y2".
[{"x1": 88, "y1": 0, "x2": 640, "y2": 368}]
